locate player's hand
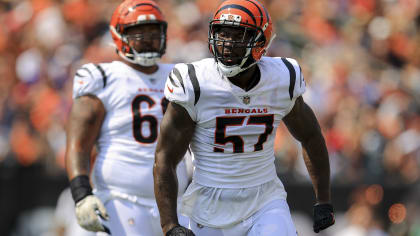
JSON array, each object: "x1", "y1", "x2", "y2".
[
  {"x1": 166, "y1": 225, "x2": 195, "y2": 236},
  {"x1": 313, "y1": 203, "x2": 335, "y2": 233},
  {"x1": 75, "y1": 195, "x2": 110, "y2": 233}
]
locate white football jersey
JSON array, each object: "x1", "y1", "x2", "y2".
[
  {"x1": 165, "y1": 57, "x2": 305, "y2": 227},
  {"x1": 165, "y1": 57, "x2": 305, "y2": 189},
  {"x1": 72, "y1": 61, "x2": 189, "y2": 203}
]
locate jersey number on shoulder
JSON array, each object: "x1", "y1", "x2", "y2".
[
  {"x1": 132, "y1": 95, "x2": 168, "y2": 144},
  {"x1": 214, "y1": 114, "x2": 274, "y2": 153}
]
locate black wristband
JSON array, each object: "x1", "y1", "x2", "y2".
[
  {"x1": 166, "y1": 225, "x2": 181, "y2": 236},
  {"x1": 314, "y1": 203, "x2": 334, "y2": 212},
  {"x1": 70, "y1": 175, "x2": 92, "y2": 204}
]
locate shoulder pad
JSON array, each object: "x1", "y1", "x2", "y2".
[{"x1": 72, "y1": 63, "x2": 108, "y2": 99}]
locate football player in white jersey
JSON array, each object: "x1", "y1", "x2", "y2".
[
  {"x1": 65, "y1": 1, "x2": 191, "y2": 235},
  {"x1": 154, "y1": 0, "x2": 335, "y2": 235}
]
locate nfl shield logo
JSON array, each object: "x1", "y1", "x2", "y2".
[{"x1": 242, "y1": 95, "x2": 250, "y2": 105}]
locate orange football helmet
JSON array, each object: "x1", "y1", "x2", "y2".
[
  {"x1": 209, "y1": 0, "x2": 274, "y2": 77},
  {"x1": 110, "y1": 0, "x2": 167, "y2": 66}
]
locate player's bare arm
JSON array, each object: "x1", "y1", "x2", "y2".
[
  {"x1": 283, "y1": 96, "x2": 330, "y2": 203},
  {"x1": 65, "y1": 94, "x2": 105, "y2": 180},
  {"x1": 283, "y1": 96, "x2": 335, "y2": 233},
  {"x1": 154, "y1": 102, "x2": 195, "y2": 235},
  {"x1": 65, "y1": 94, "x2": 110, "y2": 233}
]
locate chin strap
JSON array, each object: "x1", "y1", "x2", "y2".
[
  {"x1": 216, "y1": 33, "x2": 277, "y2": 77},
  {"x1": 119, "y1": 50, "x2": 160, "y2": 67},
  {"x1": 109, "y1": 28, "x2": 161, "y2": 67},
  {"x1": 217, "y1": 60, "x2": 257, "y2": 77}
]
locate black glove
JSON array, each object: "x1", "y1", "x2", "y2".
[
  {"x1": 166, "y1": 225, "x2": 195, "y2": 236},
  {"x1": 313, "y1": 203, "x2": 335, "y2": 233}
]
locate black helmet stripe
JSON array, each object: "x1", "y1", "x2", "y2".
[
  {"x1": 244, "y1": 0, "x2": 263, "y2": 26},
  {"x1": 214, "y1": 4, "x2": 257, "y2": 25},
  {"x1": 259, "y1": 0, "x2": 270, "y2": 22},
  {"x1": 124, "y1": 3, "x2": 162, "y2": 16}
]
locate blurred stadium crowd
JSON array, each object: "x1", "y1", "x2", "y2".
[{"x1": 0, "y1": 0, "x2": 419, "y2": 235}]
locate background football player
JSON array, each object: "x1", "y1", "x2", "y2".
[
  {"x1": 65, "y1": 0, "x2": 190, "y2": 235},
  {"x1": 154, "y1": 0, "x2": 335, "y2": 235}
]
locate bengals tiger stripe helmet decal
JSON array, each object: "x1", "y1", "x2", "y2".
[
  {"x1": 209, "y1": 0, "x2": 275, "y2": 77},
  {"x1": 110, "y1": 0, "x2": 167, "y2": 66}
]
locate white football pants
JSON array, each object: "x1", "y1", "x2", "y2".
[
  {"x1": 96, "y1": 197, "x2": 189, "y2": 236},
  {"x1": 189, "y1": 199, "x2": 297, "y2": 236}
]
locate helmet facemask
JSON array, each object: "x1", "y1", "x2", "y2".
[
  {"x1": 208, "y1": 0, "x2": 274, "y2": 77},
  {"x1": 110, "y1": 0, "x2": 168, "y2": 67},
  {"x1": 209, "y1": 20, "x2": 265, "y2": 77},
  {"x1": 118, "y1": 22, "x2": 167, "y2": 67}
]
